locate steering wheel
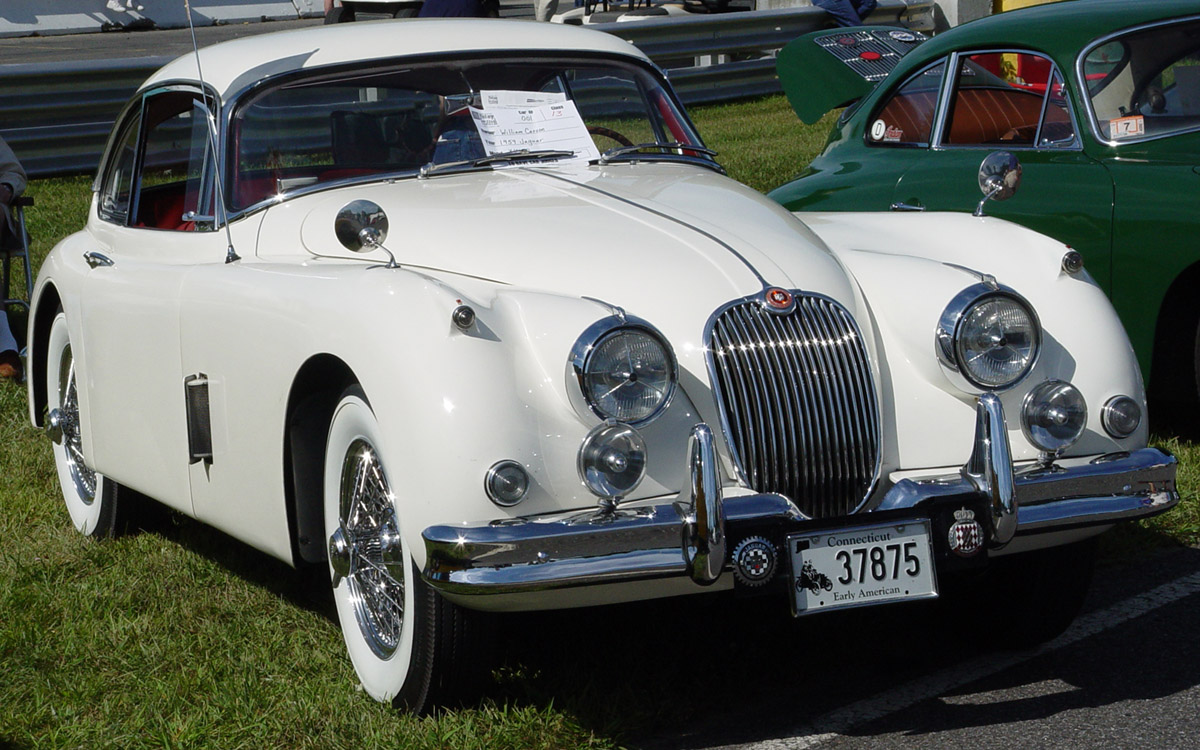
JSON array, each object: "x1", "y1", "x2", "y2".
[{"x1": 587, "y1": 125, "x2": 634, "y2": 148}]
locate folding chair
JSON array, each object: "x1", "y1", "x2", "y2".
[{"x1": 2, "y1": 195, "x2": 34, "y2": 356}]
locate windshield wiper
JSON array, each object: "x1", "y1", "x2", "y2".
[
  {"x1": 420, "y1": 149, "x2": 576, "y2": 178},
  {"x1": 597, "y1": 142, "x2": 719, "y2": 164}
]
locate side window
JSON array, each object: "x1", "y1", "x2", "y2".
[
  {"x1": 1040, "y1": 68, "x2": 1077, "y2": 146},
  {"x1": 97, "y1": 118, "x2": 139, "y2": 225},
  {"x1": 944, "y1": 52, "x2": 1073, "y2": 147},
  {"x1": 1083, "y1": 19, "x2": 1200, "y2": 142},
  {"x1": 133, "y1": 91, "x2": 214, "y2": 231},
  {"x1": 867, "y1": 61, "x2": 945, "y2": 147}
]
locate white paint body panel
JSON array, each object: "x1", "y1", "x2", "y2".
[{"x1": 30, "y1": 22, "x2": 1148, "y2": 607}]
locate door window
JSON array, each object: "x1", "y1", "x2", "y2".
[
  {"x1": 1082, "y1": 18, "x2": 1200, "y2": 143},
  {"x1": 131, "y1": 90, "x2": 215, "y2": 231},
  {"x1": 944, "y1": 52, "x2": 1075, "y2": 148}
]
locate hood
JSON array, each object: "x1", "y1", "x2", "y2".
[{"x1": 265, "y1": 162, "x2": 860, "y2": 326}]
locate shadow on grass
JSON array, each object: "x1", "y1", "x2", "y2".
[
  {"x1": 129, "y1": 497, "x2": 336, "y2": 622},
  {"x1": 115, "y1": 493, "x2": 1196, "y2": 749}
]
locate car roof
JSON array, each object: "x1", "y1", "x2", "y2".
[
  {"x1": 916, "y1": 0, "x2": 1200, "y2": 60},
  {"x1": 143, "y1": 18, "x2": 651, "y2": 100}
]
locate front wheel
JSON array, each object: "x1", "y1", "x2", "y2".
[
  {"x1": 46, "y1": 311, "x2": 130, "y2": 537},
  {"x1": 323, "y1": 386, "x2": 479, "y2": 711}
]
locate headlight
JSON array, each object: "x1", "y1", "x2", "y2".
[
  {"x1": 1022, "y1": 380, "x2": 1087, "y2": 454},
  {"x1": 571, "y1": 317, "x2": 677, "y2": 426},
  {"x1": 937, "y1": 283, "x2": 1040, "y2": 391}
]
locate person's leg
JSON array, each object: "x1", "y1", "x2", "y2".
[
  {"x1": 0, "y1": 312, "x2": 15, "y2": 354},
  {"x1": 854, "y1": 0, "x2": 877, "y2": 20},
  {"x1": 812, "y1": 0, "x2": 864, "y2": 27},
  {"x1": 534, "y1": 0, "x2": 559, "y2": 21}
]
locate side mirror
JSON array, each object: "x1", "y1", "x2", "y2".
[
  {"x1": 974, "y1": 151, "x2": 1022, "y2": 217},
  {"x1": 335, "y1": 200, "x2": 389, "y2": 252}
]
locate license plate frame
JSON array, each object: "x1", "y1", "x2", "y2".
[{"x1": 788, "y1": 519, "x2": 938, "y2": 616}]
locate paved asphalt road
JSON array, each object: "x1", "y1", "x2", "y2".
[
  {"x1": 0, "y1": 4, "x2": 532, "y2": 65},
  {"x1": 628, "y1": 543, "x2": 1200, "y2": 749}
]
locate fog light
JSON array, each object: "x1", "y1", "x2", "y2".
[
  {"x1": 1021, "y1": 380, "x2": 1087, "y2": 454},
  {"x1": 485, "y1": 460, "x2": 529, "y2": 507},
  {"x1": 578, "y1": 422, "x2": 647, "y2": 502},
  {"x1": 1101, "y1": 395, "x2": 1141, "y2": 439}
]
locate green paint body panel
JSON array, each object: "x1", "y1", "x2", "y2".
[{"x1": 770, "y1": 0, "x2": 1200, "y2": 389}]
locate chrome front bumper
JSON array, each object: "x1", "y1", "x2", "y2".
[{"x1": 421, "y1": 395, "x2": 1178, "y2": 598}]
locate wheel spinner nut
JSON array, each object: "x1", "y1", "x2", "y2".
[{"x1": 732, "y1": 536, "x2": 777, "y2": 587}]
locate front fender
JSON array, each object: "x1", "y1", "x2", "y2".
[{"x1": 799, "y1": 211, "x2": 1146, "y2": 470}]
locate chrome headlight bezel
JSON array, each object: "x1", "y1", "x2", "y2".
[
  {"x1": 569, "y1": 316, "x2": 678, "y2": 427},
  {"x1": 936, "y1": 282, "x2": 1041, "y2": 393}
]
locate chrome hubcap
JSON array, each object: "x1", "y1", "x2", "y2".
[
  {"x1": 56, "y1": 344, "x2": 96, "y2": 505},
  {"x1": 334, "y1": 439, "x2": 405, "y2": 659}
]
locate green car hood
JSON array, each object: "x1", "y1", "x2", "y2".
[{"x1": 777, "y1": 25, "x2": 927, "y2": 125}]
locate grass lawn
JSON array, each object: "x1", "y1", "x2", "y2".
[{"x1": 1, "y1": 94, "x2": 1196, "y2": 749}]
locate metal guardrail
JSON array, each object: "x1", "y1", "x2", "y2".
[{"x1": 0, "y1": 0, "x2": 932, "y2": 179}]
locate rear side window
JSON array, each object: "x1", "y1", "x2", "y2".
[{"x1": 868, "y1": 61, "x2": 945, "y2": 146}]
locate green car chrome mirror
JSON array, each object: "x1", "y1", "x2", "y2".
[{"x1": 974, "y1": 151, "x2": 1022, "y2": 217}]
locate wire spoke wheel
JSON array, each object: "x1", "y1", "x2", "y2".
[
  {"x1": 324, "y1": 386, "x2": 483, "y2": 711},
  {"x1": 339, "y1": 438, "x2": 406, "y2": 659},
  {"x1": 57, "y1": 342, "x2": 97, "y2": 504}
]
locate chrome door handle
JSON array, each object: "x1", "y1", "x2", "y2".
[{"x1": 84, "y1": 251, "x2": 114, "y2": 268}]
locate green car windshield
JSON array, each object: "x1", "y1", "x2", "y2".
[{"x1": 1082, "y1": 17, "x2": 1200, "y2": 143}]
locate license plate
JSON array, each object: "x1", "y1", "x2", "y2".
[{"x1": 789, "y1": 520, "x2": 938, "y2": 615}]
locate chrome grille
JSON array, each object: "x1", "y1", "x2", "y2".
[{"x1": 706, "y1": 293, "x2": 881, "y2": 518}]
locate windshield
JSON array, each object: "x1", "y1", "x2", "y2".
[
  {"x1": 228, "y1": 56, "x2": 707, "y2": 210},
  {"x1": 1082, "y1": 17, "x2": 1200, "y2": 143}
]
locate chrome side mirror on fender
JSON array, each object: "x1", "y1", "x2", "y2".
[
  {"x1": 335, "y1": 200, "x2": 399, "y2": 268},
  {"x1": 974, "y1": 151, "x2": 1022, "y2": 217}
]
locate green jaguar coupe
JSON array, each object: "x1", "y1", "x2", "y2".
[{"x1": 770, "y1": 0, "x2": 1200, "y2": 418}]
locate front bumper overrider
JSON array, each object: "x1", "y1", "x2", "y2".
[{"x1": 421, "y1": 394, "x2": 1178, "y2": 597}]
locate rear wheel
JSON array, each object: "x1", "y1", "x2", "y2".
[
  {"x1": 324, "y1": 386, "x2": 479, "y2": 711},
  {"x1": 46, "y1": 311, "x2": 129, "y2": 537}
]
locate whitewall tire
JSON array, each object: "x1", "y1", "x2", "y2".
[
  {"x1": 324, "y1": 386, "x2": 480, "y2": 711},
  {"x1": 46, "y1": 311, "x2": 127, "y2": 537}
]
